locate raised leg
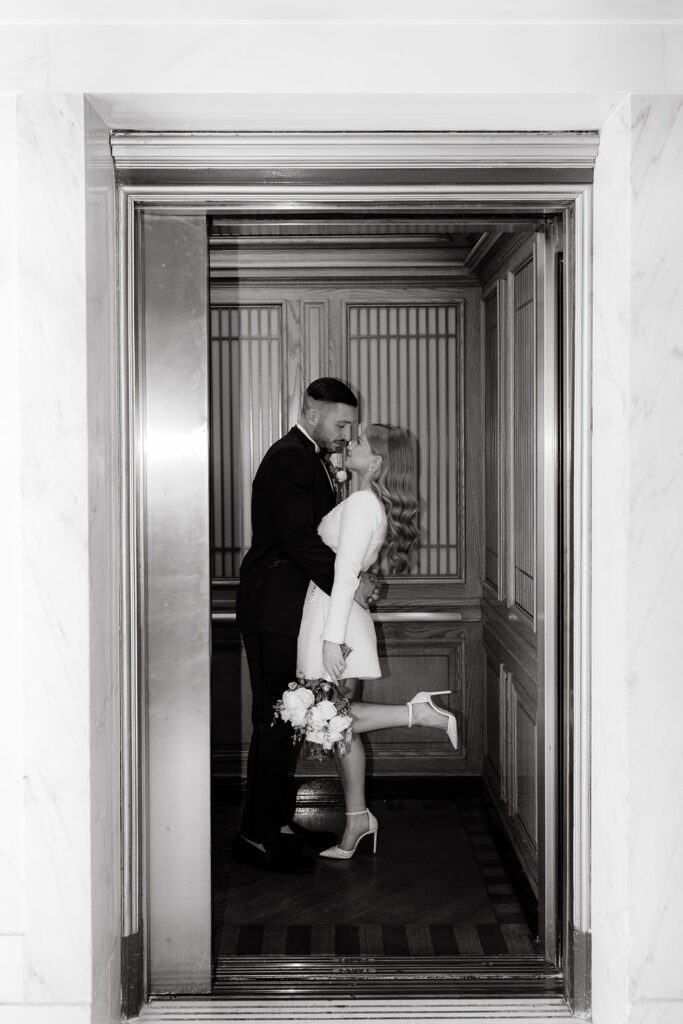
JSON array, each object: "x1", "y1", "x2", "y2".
[{"x1": 350, "y1": 696, "x2": 452, "y2": 734}]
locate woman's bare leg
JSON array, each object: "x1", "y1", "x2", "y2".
[
  {"x1": 331, "y1": 679, "x2": 374, "y2": 851},
  {"x1": 330, "y1": 684, "x2": 451, "y2": 851},
  {"x1": 350, "y1": 696, "x2": 448, "y2": 734}
]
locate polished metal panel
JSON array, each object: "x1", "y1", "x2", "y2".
[
  {"x1": 141, "y1": 212, "x2": 211, "y2": 993},
  {"x1": 535, "y1": 228, "x2": 560, "y2": 962}
]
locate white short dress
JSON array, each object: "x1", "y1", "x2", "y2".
[{"x1": 297, "y1": 489, "x2": 387, "y2": 681}]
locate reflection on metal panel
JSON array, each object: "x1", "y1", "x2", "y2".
[
  {"x1": 347, "y1": 303, "x2": 463, "y2": 577},
  {"x1": 142, "y1": 213, "x2": 211, "y2": 993},
  {"x1": 210, "y1": 305, "x2": 282, "y2": 577},
  {"x1": 513, "y1": 259, "x2": 536, "y2": 619}
]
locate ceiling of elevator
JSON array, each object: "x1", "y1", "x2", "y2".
[{"x1": 207, "y1": 215, "x2": 536, "y2": 283}]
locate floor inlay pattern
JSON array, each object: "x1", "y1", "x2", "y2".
[{"x1": 213, "y1": 796, "x2": 538, "y2": 959}]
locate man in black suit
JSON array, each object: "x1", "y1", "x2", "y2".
[{"x1": 236, "y1": 378, "x2": 376, "y2": 872}]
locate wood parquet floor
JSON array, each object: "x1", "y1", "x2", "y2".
[{"x1": 212, "y1": 793, "x2": 538, "y2": 959}]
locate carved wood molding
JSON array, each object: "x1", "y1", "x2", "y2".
[{"x1": 111, "y1": 130, "x2": 599, "y2": 172}]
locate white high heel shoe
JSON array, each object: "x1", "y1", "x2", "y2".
[
  {"x1": 407, "y1": 690, "x2": 458, "y2": 750},
  {"x1": 319, "y1": 809, "x2": 379, "y2": 860}
]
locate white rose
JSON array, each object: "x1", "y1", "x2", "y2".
[
  {"x1": 280, "y1": 687, "x2": 314, "y2": 727},
  {"x1": 327, "y1": 714, "x2": 353, "y2": 741},
  {"x1": 308, "y1": 700, "x2": 338, "y2": 729},
  {"x1": 306, "y1": 727, "x2": 328, "y2": 747},
  {"x1": 335, "y1": 469, "x2": 348, "y2": 484}
]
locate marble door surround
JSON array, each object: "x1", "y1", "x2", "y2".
[{"x1": 115, "y1": 131, "x2": 597, "y2": 1021}]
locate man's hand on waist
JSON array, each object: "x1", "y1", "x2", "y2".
[{"x1": 354, "y1": 571, "x2": 380, "y2": 610}]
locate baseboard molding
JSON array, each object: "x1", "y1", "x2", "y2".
[
  {"x1": 566, "y1": 926, "x2": 591, "y2": 1017},
  {"x1": 212, "y1": 745, "x2": 468, "y2": 781},
  {"x1": 122, "y1": 928, "x2": 144, "y2": 1020},
  {"x1": 212, "y1": 774, "x2": 485, "y2": 806}
]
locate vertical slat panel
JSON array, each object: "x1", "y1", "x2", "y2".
[
  {"x1": 428, "y1": 309, "x2": 439, "y2": 574},
  {"x1": 417, "y1": 307, "x2": 430, "y2": 575},
  {"x1": 347, "y1": 302, "x2": 462, "y2": 577},
  {"x1": 447, "y1": 306, "x2": 459, "y2": 575},
  {"x1": 208, "y1": 304, "x2": 282, "y2": 577}
]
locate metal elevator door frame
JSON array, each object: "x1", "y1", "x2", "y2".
[
  {"x1": 116, "y1": 135, "x2": 595, "y2": 1017},
  {"x1": 136, "y1": 211, "x2": 212, "y2": 993}
]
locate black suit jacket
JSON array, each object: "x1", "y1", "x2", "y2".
[{"x1": 236, "y1": 427, "x2": 337, "y2": 636}]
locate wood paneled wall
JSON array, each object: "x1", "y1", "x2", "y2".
[
  {"x1": 478, "y1": 233, "x2": 540, "y2": 886},
  {"x1": 210, "y1": 246, "x2": 485, "y2": 777}
]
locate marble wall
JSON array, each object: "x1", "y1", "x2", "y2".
[
  {"x1": 0, "y1": 94, "x2": 23, "y2": 1008},
  {"x1": 18, "y1": 92, "x2": 93, "y2": 1009},
  {"x1": 592, "y1": 94, "x2": 683, "y2": 1024},
  {"x1": 84, "y1": 99, "x2": 121, "y2": 1024},
  {"x1": 625, "y1": 95, "x2": 683, "y2": 1024},
  {"x1": 0, "y1": 94, "x2": 119, "y2": 1024},
  {"x1": 592, "y1": 96, "x2": 633, "y2": 1024}
]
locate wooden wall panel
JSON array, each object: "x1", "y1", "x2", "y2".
[
  {"x1": 210, "y1": 273, "x2": 484, "y2": 780},
  {"x1": 512, "y1": 679, "x2": 538, "y2": 853},
  {"x1": 484, "y1": 287, "x2": 500, "y2": 594},
  {"x1": 303, "y1": 301, "x2": 328, "y2": 384},
  {"x1": 479, "y1": 232, "x2": 540, "y2": 895},
  {"x1": 213, "y1": 620, "x2": 485, "y2": 778},
  {"x1": 298, "y1": 620, "x2": 484, "y2": 776},
  {"x1": 512, "y1": 257, "x2": 536, "y2": 621},
  {"x1": 484, "y1": 646, "x2": 501, "y2": 779}
]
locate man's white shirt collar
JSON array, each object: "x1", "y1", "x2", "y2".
[{"x1": 295, "y1": 422, "x2": 320, "y2": 453}]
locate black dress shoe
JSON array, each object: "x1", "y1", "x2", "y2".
[
  {"x1": 232, "y1": 834, "x2": 315, "y2": 873},
  {"x1": 279, "y1": 822, "x2": 339, "y2": 848}
]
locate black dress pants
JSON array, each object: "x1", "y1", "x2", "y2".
[{"x1": 240, "y1": 628, "x2": 300, "y2": 845}]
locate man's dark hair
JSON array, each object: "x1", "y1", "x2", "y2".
[{"x1": 305, "y1": 377, "x2": 358, "y2": 407}]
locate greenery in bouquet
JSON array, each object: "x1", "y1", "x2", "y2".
[{"x1": 273, "y1": 644, "x2": 354, "y2": 758}]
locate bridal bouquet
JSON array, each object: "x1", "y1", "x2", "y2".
[{"x1": 273, "y1": 644, "x2": 354, "y2": 758}]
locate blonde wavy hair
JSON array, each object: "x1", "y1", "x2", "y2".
[{"x1": 365, "y1": 424, "x2": 420, "y2": 575}]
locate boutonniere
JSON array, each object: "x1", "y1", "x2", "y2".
[{"x1": 321, "y1": 452, "x2": 348, "y2": 490}]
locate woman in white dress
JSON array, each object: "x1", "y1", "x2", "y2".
[{"x1": 296, "y1": 424, "x2": 458, "y2": 860}]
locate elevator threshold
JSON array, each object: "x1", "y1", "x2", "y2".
[
  {"x1": 136, "y1": 993, "x2": 575, "y2": 1023},
  {"x1": 211, "y1": 953, "x2": 560, "y2": 997}
]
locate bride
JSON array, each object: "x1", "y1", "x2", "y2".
[{"x1": 296, "y1": 423, "x2": 458, "y2": 860}]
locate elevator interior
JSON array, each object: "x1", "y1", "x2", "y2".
[{"x1": 139, "y1": 208, "x2": 562, "y2": 995}]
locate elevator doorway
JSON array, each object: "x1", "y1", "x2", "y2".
[
  {"x1": 135, "y1": 208, "x2": 563, "y2": 998},
  {"x1": 118, "y1": 138, "x2": 593, "y2": 1016}
]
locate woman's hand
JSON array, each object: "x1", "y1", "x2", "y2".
[{"x1": 323, "y1": 640, "x2": 345, "y2": 681}]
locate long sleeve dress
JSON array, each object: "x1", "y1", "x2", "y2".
[{"x1": 296, "y1": 489, "x2": 387, "y2": 681}]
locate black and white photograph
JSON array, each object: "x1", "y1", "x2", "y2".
[{"x1": 1, "y1": 3, "x2": 682, "y2": 1024}]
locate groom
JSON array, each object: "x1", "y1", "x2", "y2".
[{"x1": 236, "y1": 377, "x2": 377, "y2": 873}]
